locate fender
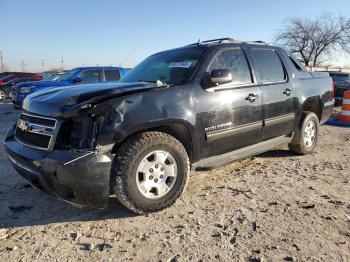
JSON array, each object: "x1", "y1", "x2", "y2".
[
  {"x1": 294, "y1": 96, "x2": 322, "y2": 130},
  {"x1": 111, "y1": 118, "x2": 200, "y2": 162}
]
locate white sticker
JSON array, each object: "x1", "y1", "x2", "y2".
[{"x1": 169, "y1": 61, "x2": 192, "y2": 68}]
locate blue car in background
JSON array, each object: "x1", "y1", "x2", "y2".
[{"x1": 11, "y1": 66, "x2": 127, "y2": 108}]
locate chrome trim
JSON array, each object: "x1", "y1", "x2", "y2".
[
  {"x1": 14, "y1": 136, "x2": 51, "y2": 151},
  {"x1": 21, "y1": 112, "x2": 57, "y2": 128},
  {"x1": 264, "y1": 113, "x2": 295, "y2": 127},
  {"x1": 15, "y1": 113, "x2": 59, "y2": 151},
  {"x1": 206, "y1": 82, "x2": 257, "y2": 92},
  {"x1": 206, "y1": 121, "x2": 262, "y2": 141},
  {"x1": 63, "y1": 151, "x2": 95, "y2": 166}
]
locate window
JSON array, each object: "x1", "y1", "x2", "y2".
[
  {"x1": 79, "y1": 70, "x2": 100, "y2": 83},
  {"x1": 251, "y1": 49, "x2": 286, "y2": 83},
  {"x1": 119, "y1": 47, "x2": 204, "y2": 85},
  {"x1": 289, "y1": 55, "x2": 305, "y2": 71},
  {"x1": 104, "y1": 69, "x2": 120, "y2": 82},
  {"x1": 208, "y1": 48, "x2": 252, "y2": 86}
]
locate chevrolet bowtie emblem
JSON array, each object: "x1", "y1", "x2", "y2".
[{"x1": 18, "y1": 120, "x2": 32, "y2": 132}]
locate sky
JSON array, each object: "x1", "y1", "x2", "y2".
[{"x1": 1, "y1": 0, "x2": 350, "y2": 72}]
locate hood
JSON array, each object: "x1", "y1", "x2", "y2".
[
  {"x1": 23, "y1": 82, "x2": 157, "y2": 117},
  {"x1": 16, "y1": 80, "x2": 70, "y2": 88}
]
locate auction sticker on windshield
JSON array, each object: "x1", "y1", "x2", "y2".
[{"x1": 169, "y1": 62, "x2": 192, "y2": 68}]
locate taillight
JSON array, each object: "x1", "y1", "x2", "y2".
[
  {"x1": 0, "y1": 80, "x2": 4, "y2": 85},
  {"x1": 331, "y1": 79, "x2": 335, "y2": 98}
]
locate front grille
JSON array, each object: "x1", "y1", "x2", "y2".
[
  {"x1": 15, "y1": 113, "x2": 58, "y2": 150},
  {"x1": 15, "y1": 128, "x2": 51, "y2": 149},
  {"x1": 20, "y1": 113, "x2": 56, "y2": 127}
]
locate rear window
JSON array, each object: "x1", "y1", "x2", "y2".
[
  {"x1": 104, "y1": 69, "x2": 120, "y2": 82},
  {"x1": 251, "y1": 49, "x2": 286, "y2": 83}
]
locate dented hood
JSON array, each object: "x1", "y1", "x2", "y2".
[{"x1": 22, "y1": 82, "x2": 156, "y2": 117}]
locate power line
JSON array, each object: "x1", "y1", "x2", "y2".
[{"x1": 119, "y1": 48, "x2": 136, "y2": 67}]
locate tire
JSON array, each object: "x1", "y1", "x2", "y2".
[
  {"x1": 288, "y1": 112, "x2": 320, "y2": 155},
  {"x1": 0, "y1": 90, "x2": 7, "y2": 100},
  {"x1": 111, "y1": 131, "x2": 190, "y2": 214}
]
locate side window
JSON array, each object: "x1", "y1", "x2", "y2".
[
  {"x1": 250, "y1": 49, "x2": 286, "y2": 83},
  {"x1": 104, "y1": 69, "x2": 120, "y2": 82},
  {"x1": 79, "y1": 70, "x2": 100, "y2": 83},
  {"x1": 208, "y1": 48, "x2": 252, "y2": 86},
  {"x1": 289, "y1": 55, "x2": 306, "y2": 71}
]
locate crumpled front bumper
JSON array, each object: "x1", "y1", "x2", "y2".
[{"x1": 4, "y1": 125, "x2": 112, "y2": 208}]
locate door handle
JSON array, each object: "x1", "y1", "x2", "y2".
[
  {"x1": 246, "y1": 93, "x2": 257, "y2": 102},
  {"x1": 283, "y1": 88, "x2": 292, "y2": 96}
]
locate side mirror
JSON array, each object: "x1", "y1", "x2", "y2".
[
  {"x1": 202, "y1": 69, "x2": 232, "y2": 89},
  {"x1": 210, "y1": 69, "x2": 232, "y2": 86},
  {"x1": 72, "y1": 77, "x2": 82, "y2": 84}
]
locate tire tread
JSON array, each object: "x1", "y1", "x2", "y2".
[{"x1": 111, "y1": 131, "x2": 189, "y2": 214}]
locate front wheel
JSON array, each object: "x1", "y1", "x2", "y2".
[
  {"x1": 111, "y1": 131, "x2": 189, "y2": 214},
  {"x1": 288, "y1": 112, "x2": 320, "y2": 155}
]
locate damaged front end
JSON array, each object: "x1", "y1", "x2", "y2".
[
  {"x1": 4, "y1": 101, "x2": 128, "y2": 208},
  {"x1": 4, "y1": 81, "x2": 159, "y2": 208}
]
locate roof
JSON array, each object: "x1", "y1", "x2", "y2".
[{"x1": 73, "y1": 66, "x2": 124, "y2": 70}]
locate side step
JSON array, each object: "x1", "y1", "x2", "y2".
[{"x1": 192, "y1": 136, "x2": 292, "y2": 171}]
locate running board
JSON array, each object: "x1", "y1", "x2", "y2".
[{"x1": 192, "y1": 136, "x2": 292, "y2": 171}]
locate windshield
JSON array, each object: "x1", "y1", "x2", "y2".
[
  {"x1": 55, "y1": 69, "x2": 79, "y2": 81},
  {"x1": 120, "y1": 47, "x2": 204, "y2": 85}
]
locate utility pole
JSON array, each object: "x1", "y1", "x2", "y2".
[
  {"x1": 41, "y1": 60, "x2": 45, "y2": 72},
  {"x1": 21, "y1": 61, "x2": 26, "y2": 72},
  {"x1": 60, "y1": 57, "x2": 64, "y2": 69},
  {"x1": 0, "y1": 51, "x2": 4, "y2": 72}
]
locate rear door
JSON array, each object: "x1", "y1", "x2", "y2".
[
  {"x1": 247, "y1": 47, "x2": 297, "y2": 140},
  {"x1": 197, "y1": 47, "x2": 263, "y2": 158}
]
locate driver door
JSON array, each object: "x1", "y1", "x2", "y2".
[{"x1": 197, "y1": 47, "x2": 263, "y2": 158}]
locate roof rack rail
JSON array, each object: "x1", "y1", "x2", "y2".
[
  {"x1": 187, "y1": 38, "x2": 235, "y2": 46},
  {"x1": 252, "y1": 40, "x2": 267, "y2": 44},
  {"x1": 187, "y1": 38, "x2": 270, "y2": 46}
]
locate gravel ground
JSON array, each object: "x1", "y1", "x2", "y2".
[{"x1": 0, "y1": 101, "x2": 349, "y2": 262}]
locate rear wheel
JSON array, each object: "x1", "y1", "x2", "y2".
[
  {"x1": 111, "y1": 131, "x2": 189, "y2": 214},
  {"x1": 288, "y1": 112, "x2": 319, "y2": 155}
]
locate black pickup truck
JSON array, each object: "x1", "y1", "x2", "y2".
[{"x1": 4, "y1": 38, "x2": 334, "y2": 214}]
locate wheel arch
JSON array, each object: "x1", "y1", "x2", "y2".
[
  {"x1": 111, "y1": 120, "x2": 196, "y2": 162},
  {"x1": 299, "y1": 96, "x2": 323, "y2": 121}
]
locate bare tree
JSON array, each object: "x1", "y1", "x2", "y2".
[{"x1": 275, "y1": 13, "x2": 350, "y2": 67}]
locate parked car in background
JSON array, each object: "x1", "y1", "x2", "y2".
[
  {"x1": 0, "y1": 72, "x2": 42, "y2": 81},
  {"x1": 0, "y1": 75, "x2": 43, "y2": 100},
  {"x1": 328, "y1": 72, "x2": 350, "y2": 105},
  {"x1": 11, "y1": 66, "x2": 127, "y2": 108},
  {"x1": 4, "y1": 38, "x2": 334, "y2": 214},
  {"x1": 41, "y1": 71, "x2": 66, "y2": 80}
]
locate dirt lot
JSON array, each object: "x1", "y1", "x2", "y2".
[{"x1": 0, "y1": 101, "x2": 349, "y2": 262}]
